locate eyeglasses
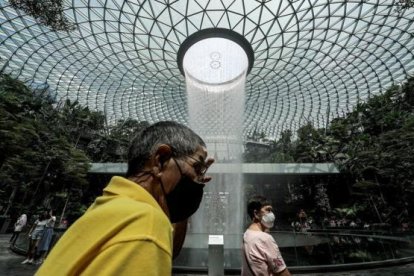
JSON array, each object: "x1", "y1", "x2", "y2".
[{"x1": 183, "y1": 155, "x2": 208, "y2": 178}]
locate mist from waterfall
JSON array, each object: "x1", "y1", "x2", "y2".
[
  {"x1": 181, "y1": 36, "x2": 249, "y2": 258},
  {"x1": 186, "y1": 71, "x2": 246, "y2": 236}
]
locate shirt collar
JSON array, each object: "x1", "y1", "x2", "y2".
[{"x1": 103, "y1": 176, "x2": 162, "y2": 211}]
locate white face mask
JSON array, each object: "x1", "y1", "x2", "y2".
[{"x1": 261, "y1": 211, "x2": 275, "y2": 229}]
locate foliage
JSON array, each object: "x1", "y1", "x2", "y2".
[
  {"x1": 314, "y1": 183, "x2": 331, "y2": 215},
  {"x1": 333, "y1": 77, "x2": 414, "y2": 224},
  {"x1": 2, "y1": 71, "x2": 414, "y2": 228},
  {"x1": 8, "y1": 0, "x2": 75, "y2": 31},
  {"x1": 243, "y1": 123, "x2": 341, "y2": 164},
  {"x1": 0, "y1": 74, "x2": 151, "y2": 221},
  {"x1": 394, "y1": 0, "x2": 414, "y2": 12},
  {"x1": 333, "y1": 205, "x2": 361, "y2": 218},
  {"x1": 0, "y1": 74, "x2": 90, "y2": 218},
  {"x1": 244, "y1": 76, "x2": 414, "y2": 227},
  {"x1": 86, "y1": 119, "x2": 149, "y2": 162}
]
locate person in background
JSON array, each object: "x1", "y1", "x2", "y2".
[
  {"x1": 22, "y1": 211, "x2": 49, "y2": 264},
  {"x1": 242, "y1": 195, "x2": 291, "y2": 276},
  {"x1": 37, "y1": 121, "x2": 214, "y2": 275},
  {"x1": 36, "y1": 209, "x2": 56, "y2": 264},
  {"x1": 10, "y1": 213, "x2": 27, "y2": 246},
  {"x1": 57, "y1": 217, "x2": 68, "y2": 229},
  {"x1": 298, "y1": 209, "x2": 307, "y2": 222}
]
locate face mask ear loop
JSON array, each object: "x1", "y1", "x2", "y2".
[
  {"x1": 160, "y1": 158, "x2": 183, "y2": 197},
  {"x1": 133, "y1": 171, "x2": 153, "y2": 183},
  {"x1": 159, "y1": 178, "x2": 167, "y2": 197},
  {"x1": 173, "y1": 158, "x2": 184, "y2": 176}
]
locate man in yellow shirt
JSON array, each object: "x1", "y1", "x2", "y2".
[{"x1": 36, "y1": 121, "x2": 214, "y2": 275}]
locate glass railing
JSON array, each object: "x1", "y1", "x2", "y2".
[
  {"x1": 173, "y1": 231, "x2": 414, "y2": 274},
  {"x1": 10, "y1": 229, "x2": 414, "y2": 274}
]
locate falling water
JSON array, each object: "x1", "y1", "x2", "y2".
[{"x1": 183, "y1": 37, "x2": 248, "y2": 240}]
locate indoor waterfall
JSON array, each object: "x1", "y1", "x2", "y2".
[{"x1": 182, "y1": 36, "x2": 248, "y2": 247}]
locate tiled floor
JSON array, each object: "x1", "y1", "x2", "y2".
[{"x1": 1, "y1": 234, "x2": 413, "y2": 275}]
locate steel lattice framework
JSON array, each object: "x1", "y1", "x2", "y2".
[{"x1": 1, "y1": 0, "x2": 413, "y2": 138}]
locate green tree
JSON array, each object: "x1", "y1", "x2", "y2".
[
  {"x1": 269, "y1": 130, "x2": 295, "y2": 162},
  {"x1": 0, "y1": 74, "x2": 90, "y2": 218},
  {"x1": 8, "y1": 0, "x2": 75, "y2": 31},
  {"x1": 332, "y1": 77, "x2": 414, "y2": 224},
  {"x1": 86, "y1": 119, "x2": 149, "y2": 162}
]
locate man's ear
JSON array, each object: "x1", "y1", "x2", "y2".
[{"x1": 155, "y1": 144, "x2": 172, "y2": 169}]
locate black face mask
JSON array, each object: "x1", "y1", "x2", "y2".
[
  {"x1": 165, "y1": 174, "x2": 205, "y2": 223},
  {"x1": 159, "y1": 158, "x2": 205, "y2": 223}
]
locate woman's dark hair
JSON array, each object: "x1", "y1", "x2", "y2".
[
  {"x1": 126, "y1": 121, "x2": 205, "y2": 177},
  {"x1": 247, "y1": 195, "x2": 272, "y2": 220},
  {"x1": 39, "y1": 210, "x2": 49, "y2": 220}
]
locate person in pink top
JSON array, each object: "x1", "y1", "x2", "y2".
[{"x1": 242, "y1": 196, "x2": 291, "y2": 276}]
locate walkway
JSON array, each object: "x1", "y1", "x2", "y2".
[
  {"x1": 0, "y1": 234, "x2": 413, "y2": 275},
  {"x1": 0, "y1": 235, "x2": 35, "y2": 276}
]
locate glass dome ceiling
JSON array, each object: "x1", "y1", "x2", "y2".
[{"x1": 0, "y1": 0, "x2": 413, "y2": 138}]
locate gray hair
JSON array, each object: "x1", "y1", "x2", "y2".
[{"x1": 126, "y1": 121, "x2": 205, "y2": 177}]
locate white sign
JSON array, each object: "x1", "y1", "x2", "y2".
[{"x1": 208, "y1": 235, "x2": 224, "y2": 245}]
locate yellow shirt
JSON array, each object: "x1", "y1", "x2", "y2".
[{"x1": 36, "y1": 176, "x2": 173, "y2": 276}]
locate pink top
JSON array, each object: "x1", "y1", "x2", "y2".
[{"x1": 242, "y1": 229, "x2": 287, "y2": 276}]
